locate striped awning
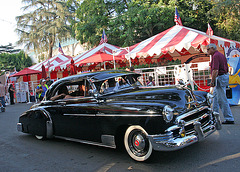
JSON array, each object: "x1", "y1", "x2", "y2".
[
  {"x1": 29, "y1": 54, "x2": 72, "y2": 72},
  {"x1": 53, "y1": 43, "x2": 121, "y2": 71},
  {"x1": 118, "y1": 25, "x2": 240, "y2": 59}
]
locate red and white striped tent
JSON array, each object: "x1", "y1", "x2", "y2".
[
  {"x1": 118, "y1": 25, "x2": 240, "y2": 59},
  {"x1": 53, "y1": 43, "x2": 121, "y2": 71},
  {"x1": 29, "y1": 53, "x2": 72, "y2": 72}
]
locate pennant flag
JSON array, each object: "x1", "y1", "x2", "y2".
[
  {"x1": 58, "y1": 42, "x2": 64, "y2": 54},
  {"x1": 174, "y1": 7, "x2": 183, "y2": 26},
  {"x1": 206, "y1": 23, "x2": 213, "y2": 36},
  {"x1": 99, "y1": 29, "x2": 108, "y2": 45}
]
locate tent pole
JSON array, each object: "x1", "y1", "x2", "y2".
[{"x1": 113, "y1": 50, "x2": 116, "y2": 70}]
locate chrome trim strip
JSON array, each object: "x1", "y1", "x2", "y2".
[
  {"x1": 166, "y1": 112, "x2": 210, "y2": 132},
  {"x1": 63, "y1": 113, "x2": 162, "y2": 117},
  {"x1": 54, "y1": 136, "x2": 116, "y2": 149},
  {"x1": 175, "y1": 106, "x2": 209, "y2": 123},
  {"x1": 63, "y1": 114, "x2": 96, "y2": 116},
  {"x1": 40, "y1": 108, "x2": 53, "y2": 138}
]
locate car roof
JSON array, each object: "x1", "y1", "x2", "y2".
[
  {"x1": 52, "y1": 70, "x2": 140, "y2": 84},
  {"x1": 89, "y1": 70, "x2": 140, "y2": 82}
]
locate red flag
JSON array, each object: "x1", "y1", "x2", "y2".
[
  {"x1": 206, "y1": 23, "x2": 213, "y2": 36},
  {"x1": 174, "y1": 7, "x2": 183, "y2": 26},
  {"x1": 99, "y1": 29, "x2": 108, "y2": 45},
  {"x1": 58, "y1": 42, "x2": 64, "y2": 54}
]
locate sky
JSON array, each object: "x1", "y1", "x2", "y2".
[{"x1": 0, "y1": 0, "x2": 24, "y2": 48}]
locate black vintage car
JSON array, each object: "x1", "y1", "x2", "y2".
[{"x1": 17, "y1": 70, "x2": 221, "y2": 161}]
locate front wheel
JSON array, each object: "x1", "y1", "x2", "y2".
[{"x1": 124, "y1": 125, "x2": 152, "y2": 161}]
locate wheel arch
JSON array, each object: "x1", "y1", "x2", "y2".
[{"x1": 21, "y1": 108, "x2": 54, "y2": 139}]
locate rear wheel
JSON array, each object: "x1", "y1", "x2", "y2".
[{"x1": 124, "y1": 125, "x2": 152, "y2": 161}]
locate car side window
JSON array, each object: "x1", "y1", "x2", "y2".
[
  {"x1": 100, "y1": 78, "x2": 116, "y2": 94},
  {"x1": 114, "y1": 77, "x2": 130, "y2": 90},
  {"x1": 50, "y1": 80, "x2": 93, "y2": 101}
]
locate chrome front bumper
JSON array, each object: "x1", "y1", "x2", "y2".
[{"x1": 147, "y1": 112, "x2": 221, "y2": 151}]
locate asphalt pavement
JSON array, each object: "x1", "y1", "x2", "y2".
[{"x1": 0, "y1": 102, "x2": 239, "y2": 172}]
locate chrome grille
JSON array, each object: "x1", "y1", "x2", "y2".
[{"x1": 167, "y1": 106, "x2": 212, "y2": 137}]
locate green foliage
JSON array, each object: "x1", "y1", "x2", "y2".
[
  {"x1": 209, "y1": 0, "x2": 240, "y2": 41},
  {"x1": 16, "y1": 0, "x2": 74, "y2": 59},
  {"x1": 175, "y1": 0, "x2": 214, "y2": 32},
  {"x1": 73, "y1": 0, "x2": 221, "y2": 48},
  {"x1": 0, "y1": 51, "x2": 32, "y2": 72},
  {"x1": 109, "y1": 1, "x2": 175, "y2": 47},
  {"x1": 15, "y1": 0, "x2": 240, "y2": 62},
  {"x1": 74, "y1": 0, "x2": 110, "y2": 47}
]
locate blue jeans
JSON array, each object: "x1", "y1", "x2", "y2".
[
  {"x1": 213, "y1": 74, "x2": 234, "y2": 121},
  {"x1": 0, "y1": 96, "x2": 5, "y2": 107}
]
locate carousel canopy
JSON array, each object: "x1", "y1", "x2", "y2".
[
  {"x1": 29, "y1": 53, "x2": 72, "y2": 72},
  {"x1": 53, "y1": 43, "x2": 121, "y2": 71},
  {"x1": 118, "y1": 25, "x2": 240, "y2": 59}
]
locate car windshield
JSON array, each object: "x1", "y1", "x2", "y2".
[{"x1": 97, "y1": 75, "x2": 142, "y2": 94}]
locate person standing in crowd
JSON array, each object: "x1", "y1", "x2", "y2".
[
  {"x1": 147, "y1": 76, "x2": 155, "y2": 86},
  {"x1": 0, "y1": 81, "x2": 6, "y2": 107},
  {"x1": 207, "y1": 43, "x2": 234, "y2": 124},
  {"x1": 36, "y1": 79, "x2": 48, "y2": 101},
  {"x1": 8, "y1": 84, "x2": 15, "y2": 105},
  {"x1": 45, "y1": 76, "x2": 53, "y2": 87}
]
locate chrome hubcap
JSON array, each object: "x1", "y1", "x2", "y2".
[
  {"x1": 128, "y1": 130, "x2": 149, "y2": 157},
  {"x1": 133, "y1": 134, "x2": 146, "y2": 151}
]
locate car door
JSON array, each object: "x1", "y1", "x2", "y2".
[{"x1": 50, "y1": 81, "x2": 103, "y2": 142}]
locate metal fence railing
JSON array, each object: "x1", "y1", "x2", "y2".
[{"x1": 135, "y1": 61, "x2": 211, "y2": 91}]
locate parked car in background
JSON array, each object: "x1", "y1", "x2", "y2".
[{"x1": 17, "y1": 70, "x2": 221, "y2": 161}]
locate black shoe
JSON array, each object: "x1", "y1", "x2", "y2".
[{"x1": 222, "y1": 120, "x2": 235, "y2": 124}]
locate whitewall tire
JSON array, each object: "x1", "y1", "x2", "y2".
[
  {"x1": 35, "y1": 135, "x2": 44, "y2": 140},
  {"x1": 124, "y1": 125, "x2": 153, "y2": 161}
]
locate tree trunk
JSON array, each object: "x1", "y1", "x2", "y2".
[{"x1": 48, "y1": 38, "x2": 55, "y2": 58}]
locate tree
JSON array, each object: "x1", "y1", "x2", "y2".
[
  {"x1": 0, "y1": 51, "x2": 32, "y2": 72},
  {"x1": 16, "y1": 0, "x2": 74, "y2": 61},
  {"x1": 174, "y1": 0, "x2": 214, "y2": 32},
  {"x1": 74, "y1": 0, "x2": 110, "y2": 48},
  {"x1": 0, "y1": 43, "x2": 21, "y2": 54},
  {"x1": 109, "y1": 0, "x2": 175, "y2": 47},
  {"x1": 74, "y1": 0, "x2": 175, "y2": 47},
  {"x1": 209, "y1": 0, "x2": 240, "y2": 41},
  {"x1": 73, "y1": 0, "x2": 216, "y2": 48}
]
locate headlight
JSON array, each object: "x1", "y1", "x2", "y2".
[
  {"x1": 162, "y1": 105, "x2": 174, "y2": 123},
  {"x1": 207, "y1": 93, "x2": 214, "y2": 107}
]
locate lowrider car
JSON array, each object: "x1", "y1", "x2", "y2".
[{"x1": 17, "y1": 70, "x2": 221, "y2": 161}]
